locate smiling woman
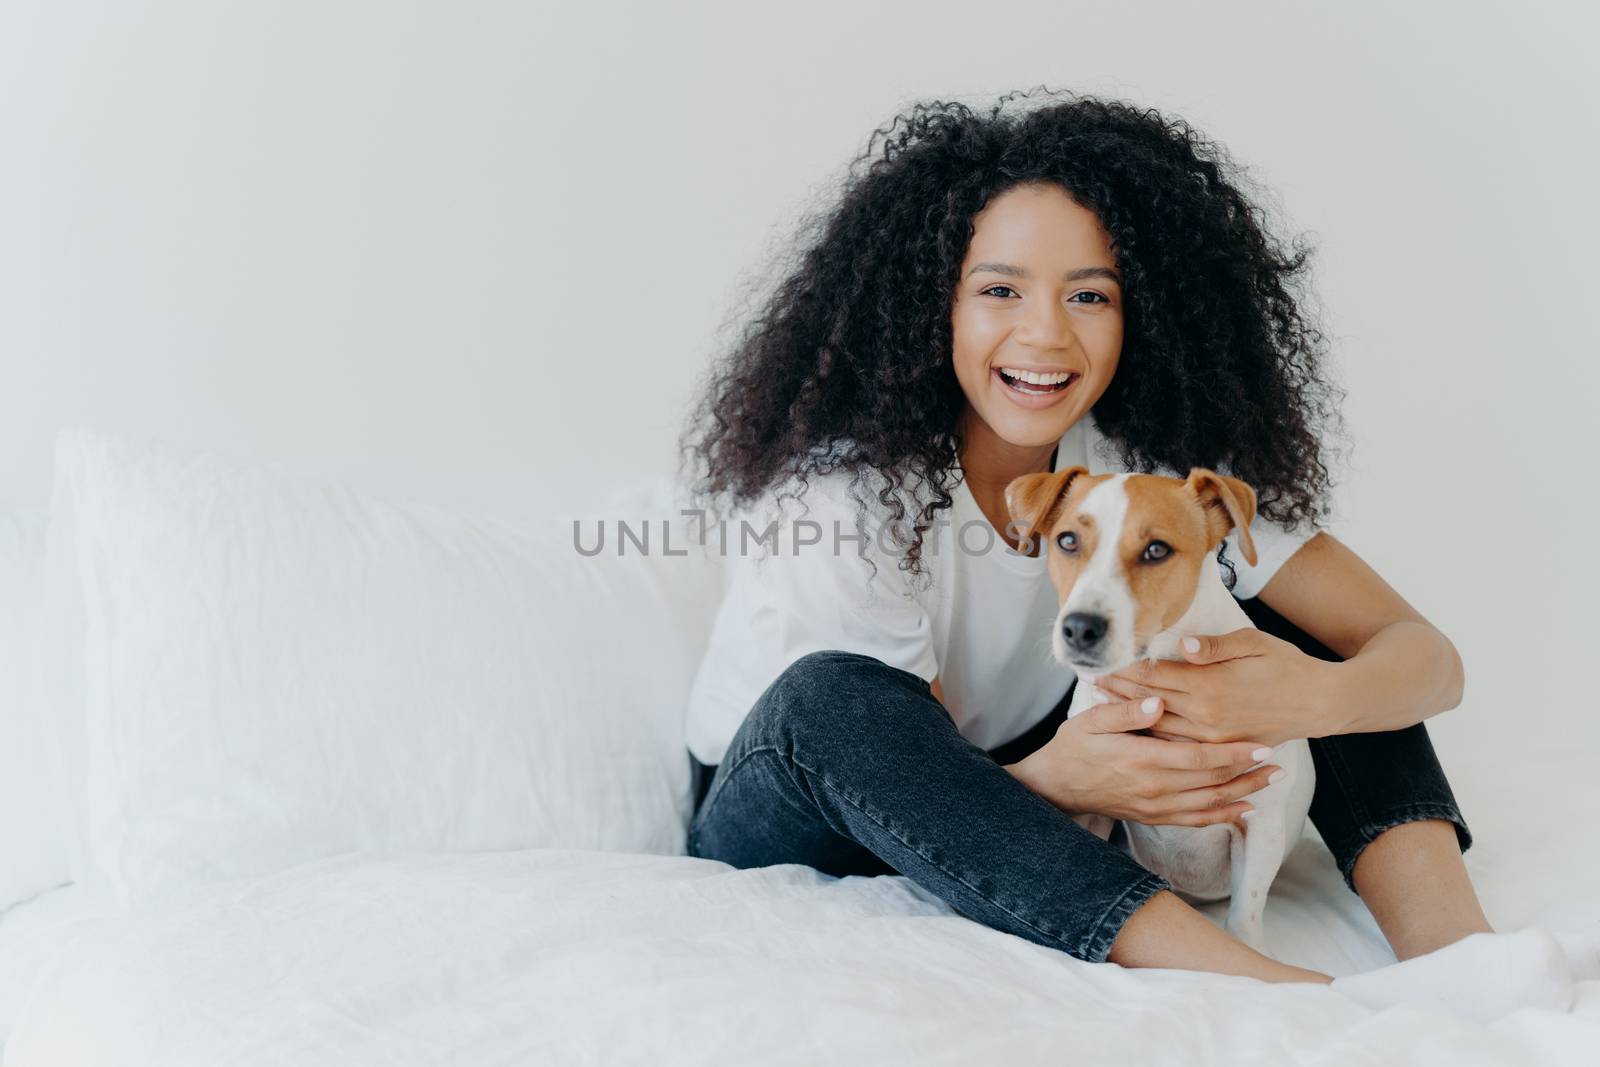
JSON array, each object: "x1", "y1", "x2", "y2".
[
  {"x1": 950, "y1": 184, "x2": 1125, "y2": 538},
  {"x1": 671, "y1": 88, "x2": 1579, "y2": 1013},
  {"x1": 955, "y1": 198, "x2": 1122, "y2": 420},
  {"x1": 681, "y1": 90, "x2": 1340, "y2": 580}
]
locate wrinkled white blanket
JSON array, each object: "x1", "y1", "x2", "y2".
[{"x1": 6, "y1": 828, "x2": 1598, "y2": 1066}]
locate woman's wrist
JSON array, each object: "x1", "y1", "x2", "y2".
[
  {"x1": 1309, "y1": 657, "x2": 1360, "y2": 737},
  {"x1": 1004, "y1": 754, "x2": 1043, "y2": 795},
  {"x1": 1004, "y1": 755, "x2": 1076, "y2": 814}
]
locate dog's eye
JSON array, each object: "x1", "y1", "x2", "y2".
[
  {"x1": 1054, "y1": 530, "x2": 1079, "y2": 553},
  {"x1": 1142, "y1": 541, "x2": 1171, "y2": 562}
]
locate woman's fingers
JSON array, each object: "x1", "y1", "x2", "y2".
[
  {"x1": 1078, "y1": 696, "x2": 1164, "y2": 734},
  {"x1": 1146, "y1": 763, "x2": 1283, "y2": 820},
  {"x1": 1145, "y1": 801, "x2": 1256, "y2": 829},
  {"x1": 1123, "y1": 734, "x2": 1270, "y2": 774},
  {"x1": 1070, "y1": 702, "x2": 1282, "y2": 829},
  {"x1": 1159, "y1": 760, "x2": 1282, "y2": 793},
  {"x1": 1149, "y1": 711, "x2": 1239, "y2": 744}
]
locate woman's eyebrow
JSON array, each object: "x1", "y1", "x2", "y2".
[{"x1": 967, "y1": 262, "x2": 1123, "y2": 285}]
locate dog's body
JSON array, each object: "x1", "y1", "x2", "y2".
[
  {"x1": 1069, "y1": 544, "x2": 1314, "y2": 948},
  {"x1": 1006, "y1": 467, "x2": 1315, "y2": 951}
]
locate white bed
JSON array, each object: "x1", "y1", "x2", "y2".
[
  {"x1": 2, "y1": 427, "x2": 1597, "y2": 1066},
  {"x1": 5, "y1": 832, "x2": 1599, "y2": 1066}
]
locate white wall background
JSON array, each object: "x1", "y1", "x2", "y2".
[{"x1": 4, "y1": 1, "x2": 1598, "y2": 816}]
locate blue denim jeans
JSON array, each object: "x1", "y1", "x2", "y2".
[{"x1": 685, "y1": 596, "x2": 1472, "y2": 963}]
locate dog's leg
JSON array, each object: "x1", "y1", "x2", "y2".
[
  {"x1": 1223, "y1": 821, "x2": 1279, "y2": 952},
  {"x1": 1223, "y1": 739, "x2": 1313, "y2": 951}
]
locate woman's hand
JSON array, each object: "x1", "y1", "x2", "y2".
[
  {"x1": 1092, "y1": 630, "x2": 1338, "y2": 747},
  {"x1": 1006, "y1": 696, "x2": 1282, "y2": 828}
]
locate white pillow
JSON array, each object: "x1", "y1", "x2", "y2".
[
  {"x1": 0, "y1": 509, "x2": 73, "y2": 910},
  {"x1": 43, "y1": 426, "x2": 726, "y2": 912}
]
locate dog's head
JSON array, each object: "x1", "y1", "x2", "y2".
[{"x1": 1004, "y1": 466, "x2": 1258, "y2": 674}]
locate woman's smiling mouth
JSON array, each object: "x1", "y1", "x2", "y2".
[{"x1": 993, "y1": 366, "x2": 1080, "y2": 407}]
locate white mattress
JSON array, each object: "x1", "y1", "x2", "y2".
[{"x1": 2, "y1": 828, "x2": 1596, "y2": 1066}]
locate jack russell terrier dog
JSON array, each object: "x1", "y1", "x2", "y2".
[{"x1": 1004, "y1": 464, "x2": 1315, "y2": 950}]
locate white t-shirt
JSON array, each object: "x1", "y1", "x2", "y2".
[{"x1": 683, "y1": 411, "x2": 1316, "y2": 766}]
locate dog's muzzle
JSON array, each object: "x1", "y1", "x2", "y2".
[{"x1": 1061, "y1": 611, "x2": 1109, "y2": 658}]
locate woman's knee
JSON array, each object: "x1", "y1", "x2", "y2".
[{"x1": 746, "y1": 649, "x2": 946, "y2": 749}]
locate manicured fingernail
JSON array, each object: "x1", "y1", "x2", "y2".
[
  {"x1": 1240, "y1": 808, "x2": 1256, "y2": 821},
  {"x1": 1267, "y1": 769, "x2": 1286, "y2": 785},
  {"x1": 1182, "y1": 637, "x2": 1200, "y2": 653},
  {"x1": 1141, "y1": 697, "x2": 1160, "y2": 715},
  {"x1": 1251, "y1": 747, "x2": 1272, "y2": 762}
]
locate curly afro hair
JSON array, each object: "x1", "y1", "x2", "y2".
[{"x1": 679, "y1": 86, "x2": 1347, "y2": 580}]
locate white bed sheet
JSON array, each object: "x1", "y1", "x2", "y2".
[
  {"x1": 0, "y1": 882, "x2": 121, "y2": 1050},
  {"x1": 4, "y1": 825, "x2": 1597, "y2": 1067}
]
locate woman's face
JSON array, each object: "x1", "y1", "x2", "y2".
[{"x1": 951, "y1": 182, "x2": 1124, "y2": 452}]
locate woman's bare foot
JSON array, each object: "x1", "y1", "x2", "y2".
[{"x1": 1109, "y1": 890, "x2": 1331, "y2": 983}]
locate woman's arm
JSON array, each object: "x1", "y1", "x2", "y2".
[{"x1": 1255, "y1": 531, "x2": 1465, "y2": 734}]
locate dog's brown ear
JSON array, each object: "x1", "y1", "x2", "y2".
[
  {"x1": 1185, "y1": 468, "x2": 1258, "y2": 566},
  {"x1": 1004, "y1": 466, "x2": 1088, "y2": 552}
]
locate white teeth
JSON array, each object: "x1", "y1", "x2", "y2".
[{"x1": 999, "y1": 368, "x2": 1075, "y2": 386}]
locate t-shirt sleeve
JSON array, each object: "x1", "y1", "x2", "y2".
[
  {"x1": 1222, "y1": 510, "x2": 1317, "y2": 601},
  {"x1": 739, "y1": 475, "x2": 940, "y2": 683}
]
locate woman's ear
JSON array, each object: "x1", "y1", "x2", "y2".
[
  {"x1": 1005, "y1": 466, "x2": 1087, "y2": 550},
  {"x1": 1185, "y1": 468, "x2": 1258, "y2": 566}
]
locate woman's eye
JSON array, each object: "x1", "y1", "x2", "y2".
[
  {"x1": 1142, "y1": 541, "x2": 1171, "y2": 562},
  {"x1": 1055, "y1": 530, "x2": 1078, "y2": 553},
  {"x1": 979, "y1": 287, "x2": 1107, "y2": 304}
]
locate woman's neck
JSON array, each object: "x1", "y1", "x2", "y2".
[{"x1": 957, "y1": 408, "x2": 1061, "y2": 551}]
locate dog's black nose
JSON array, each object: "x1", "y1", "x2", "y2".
[{"x1": 1062, "y1": 612, "x2": 1108, "y2": 651}]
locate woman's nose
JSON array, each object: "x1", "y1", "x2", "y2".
[{"x1": 1015, "y1": 297, "x2": 1075, "y2": 347}]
